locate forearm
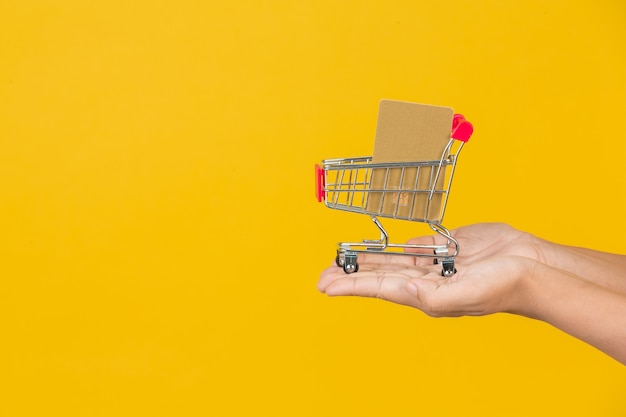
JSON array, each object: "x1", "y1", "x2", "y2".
[
  {"x1": 538, "y1": 239, "x2": 626, "y2": 295},
  {"x1": 518, "y1": 261, "x2": 626, "y2": 365}
]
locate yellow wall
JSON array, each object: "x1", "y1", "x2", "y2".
[{"x1": 1, "y1": 1, "x2": 624, "y2": 415}]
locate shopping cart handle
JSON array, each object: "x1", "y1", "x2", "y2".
[
  {"x1": 315, "y1": 164, "x2": 325, "y2": 202},
  {"x1": 451, "y1": 114, "x2": 473, "y2": 143}
]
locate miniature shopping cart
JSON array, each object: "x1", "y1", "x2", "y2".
[{"x1": 315, "y1": 114, "x2": 473, "y2": 277}]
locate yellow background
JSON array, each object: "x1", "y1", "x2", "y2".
[{"x1": 1, "y1": 0, "x2": 625, "y2": 415}]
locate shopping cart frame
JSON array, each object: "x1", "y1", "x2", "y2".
[{"x1": 316, "y1": 114, "x2": 472, "y2": 277}]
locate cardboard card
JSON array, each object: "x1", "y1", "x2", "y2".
[
  {"x1": 372, "y1": 100, "x2": 454, "y2": 162},
  {"x1": 367, "y1": 100, "x2": 453, "y2": 221}
]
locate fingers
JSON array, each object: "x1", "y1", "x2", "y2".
[
  {"x1": 318, "y1": 263, "x2": 470, "y2": 316},
  {"x1": 318, "y1": 260, "x2": 487, "y2": 317},
  {"x1": 405, "y1": 278, "x2": 466, "y2": 317},
  {"x1": 318, "y1": 260, "x2": 443, "y2": 308},
  {"x1": 405, "y1": 234, "x2": 438, "y2": 246},
  {"x1": 405, "y1": 232, "x2": 453, "y2": 247}
]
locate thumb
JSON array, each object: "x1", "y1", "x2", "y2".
[
  {"x1": 406, "y1": 280, "x2": 420, "y2": 297},
  {"x1": 404, "y1": 235, "x2": 437, "y2": 255},
  {"x1": 405, "y1": 278, "x2": 458, "y2": 318},
  {"x1": 406, "y1": 276, "x2": 439, "y2": 296}
]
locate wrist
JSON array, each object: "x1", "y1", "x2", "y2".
[
  {"x1": 527, "y1": 233, "x2": 585, "y2": 273},
  {"x1": 506, "y1": 257, "x2": 546, "y2": 318}
]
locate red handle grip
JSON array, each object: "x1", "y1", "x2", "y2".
[
  {"x1": 315, "y1": 164, "x2": 325, "y2": 202},
  {"x1": 451, "y1": 114, "x2": 473, "y2": 143}
]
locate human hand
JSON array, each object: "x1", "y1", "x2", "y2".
[
  {"x1": 318, "y1": 252, "x2": 533, "y2": 317},
  {"x1": 318, "y1": 223, "x2": 539, "y2": 317},
  {"x1": 318, "y1": 223, "x2": 626, "y2": 364}
]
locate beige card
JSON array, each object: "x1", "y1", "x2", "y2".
[{"x1": 367, "y1": 100, "x2": 453, "y2": 221}]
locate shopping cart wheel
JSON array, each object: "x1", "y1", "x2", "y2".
[
  {"x1": 343, "y1": 262, "x2": 359, "y2": 274},
  {"x1": 342, "y1": 252, "x2": 359, "y2": 274},
  {"x1": 440, "y1": 258, "x2": 456, "y2": 277}
]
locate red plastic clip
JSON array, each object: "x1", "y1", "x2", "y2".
[
  {"x1": 315, "y1": 164, "x2": 325, "y2": 202},
  {"x1": 451, "y1": 114, "x2": 473, "y2": 143}
]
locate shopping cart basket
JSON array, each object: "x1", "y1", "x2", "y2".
[{"x1": 315, "y1": 114, "x2": 473, "y2": 277}]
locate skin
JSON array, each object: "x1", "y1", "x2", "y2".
[{"x1": 318, "y1": 223, "x2": 626, "y2": 365}]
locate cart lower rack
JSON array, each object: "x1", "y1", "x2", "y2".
[{"x1": 316, "y1": 114, "x2": 473, "y2": 276}]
